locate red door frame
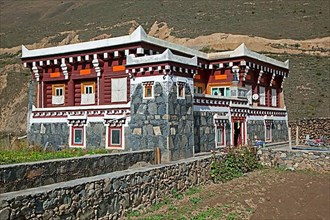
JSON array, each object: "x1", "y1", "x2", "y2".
[{"x1": 231, "y1": 117, "x2": 246, "y2": 147}]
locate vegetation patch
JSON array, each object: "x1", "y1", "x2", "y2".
[
  {"x1": 0, "y1": 146, "x2": 111, "y2": 165},
  {"x1": 210, "y1": 146, "x2": 261, "y2": 183}
]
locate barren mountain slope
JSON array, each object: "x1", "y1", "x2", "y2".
[{"x1": 0, "y1": 0, "x2": 329, "y2": 134}]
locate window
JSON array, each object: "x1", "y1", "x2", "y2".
[
  {"x1": 259, "y1": 86, "x2": 266, "y2": 105},
  {"x1": 143, "y1": 82, "x2": 154, "y2": 99},
  {"x1": 194, "y1": 86, "x2": 203, "y2": 94},
  {"x1": 107, "y1": 127, "x2": 123, "y2": 148},
  {"x1": 81, "y1": 82, "x2": 95, "y2": 105},
  {"x1": 177, "y1": 82, "x2": 185, "y2": 99},
  {"x1": 271, "y1": 88, "x2": 277, "y2": 107},
  {"x1": 52, "y1": 84, "x2": 65, "y2": 105},
  {"x1": 71, "y1": 127, "x2": 84, "y2": 146},
  {"x1": 245, "y1": 84, "x2": 252, "y2": 105},
  {"x1": 111, "y1": 77, "x2": 127, "y2": 102},
  {"x1": 265, "y1": 125, "x2": 272, "y2": 142},
  {"x1": 85, "y1": 85, "x2": 93, "y2": 94},
  {"x1": 211, "y1": 87, "x2": 230, "y2": 96},
  {"x1": 216, "y1": 127, "x2": 224, "y2": 147}
]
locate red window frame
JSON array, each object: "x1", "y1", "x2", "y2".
[
  {"x1": 108, "y1": 127, "x2": 122, "y2": 148},
  {"x1": 71, "y1": 126, "x2": 84, "y2": 146}
]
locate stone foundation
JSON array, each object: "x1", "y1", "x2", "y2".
[
  {"x1": 0, "y1": 155, "x2": 213, "y2": 220},
  {"x1": 0, "y1": 150, "x2": 154, "y2": 193},
  {"x1": 259, "y1": 149, "x2": 330, "y2": 173}
]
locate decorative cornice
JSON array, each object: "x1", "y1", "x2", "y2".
[{"x1": 21, "y1": 26, "x2": 289, "y2": 71}]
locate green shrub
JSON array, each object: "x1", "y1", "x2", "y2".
[{"x1": 210, "y1": 146, "x2": 260, "y2": 182}]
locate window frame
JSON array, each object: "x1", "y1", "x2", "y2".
[
  {"x1": 265, "y1": 124, "x2": 272, "y2": 142},
  {"x1": 177, "y1": 82, "x2": 185, "y2": 99},
  {"x1": 106, "y1": 126, "x2": 124, "y2": 149},
  {"x1": 81, "y1": 82, "x2": 95, "y2": 95},
  {"x1": 81, "y1": 82, "x2": 96, "y2": 105},
  {"x1": 245, "y1": 84, "x2": 253, "y2": 105},
  {"x1": 215, "y1": 126, "x2": 225, "y2": 148},
  {"x1": 271, "y1": 88, "x2": 277, "y2": 107},
  {"x1": 143, "y1": 82, "x2": 154, "y2": 99},
  {"x1": 70, "y1": 126, "x2": 85, "y2": 148},
  {"x1": 51, "y1": 84, "x2": 65, "y2": 105},
  {"x1": 259, "y1": 86, "x2": 266, "y2": 106},
  {"x1": 211, "y1": 86, "x2": 230, "y2": 97}
]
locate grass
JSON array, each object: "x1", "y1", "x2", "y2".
[
  {"x1": 0, "y1": 147, "x2": 111, "y2": 165},
  {"x1": 1, "y1": 0, "x2": 329, "y2": 48}
]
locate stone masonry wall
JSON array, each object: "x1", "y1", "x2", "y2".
[
  {"x1": 0, "y1": 155, "x2": 214, "y2": 220},
  {"x1": 28, "y1": 122, "x2": 107, "y2": 149},
  {"x1": 168, "y1": 83, "x2": 194, "y2": 160},
  {"x1": 247, "y1": 120, "x2": 288, "y2": 143},
  {"x1": 0, "y1": 150, "x2": 154, "y2": 193},
  {"x1": 247, "y1": 120, "x2": 264, "y2": 143},
  {"x1": 127, "y1": 83, "x2": 169, "y2": 157},
  {"x1": 86, "y1": 122, "x2": 106, "y2": 148},
  {"x1": 289, "y1": 118, "x2": 330, "y2": 144},
  {"x1": 259, "y1": 149, "x2": 330, "y2": 173},
  {"x1": 28, "y1": 123, "x2": 69, "y2": 148},
  {"x1": 272, "y1": 120, "x2": 288, "y2": 143}
]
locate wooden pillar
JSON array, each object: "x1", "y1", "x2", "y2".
[
  {"x1": 154, "y1": 147, "x2": 161, "y2": 164},
  {"x1": 288, "y1": 127, "x2": 292, "y2": 150},
  {"x1": 296, "y1": 126, "x2": 299, "y2": 145}
]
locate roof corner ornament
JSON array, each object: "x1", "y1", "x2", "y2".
[
  {"x1": 163, "y1": 65, "x2": 172, "y2": 80},
  {"x1": 257, "y1": 70, "x2": 264, "y2": 84},
  {"x1": 60, "y1": 59, "x2": 69, "y2": 80},
  {"x1": 243, "y1": 66, "x2": 249, "y2": 81},
  {"x1": 270, "y1": 73, "x2": 276, "y2": 86},
  {"x1": 92, "y1": 58, "x2": 101, "y2": 77},
  {"x1": 281, "y1": 76, "x2": 286, "y2": 88},
  {"x1": 231, "y1": 65, "x2": 240, "y2": 83},
  {"x1": 32, "y1": 65, "x2": 40, "y2": 82},
  {"x1": 126, "y1": 69, "x2": 134, "y2": 79}
]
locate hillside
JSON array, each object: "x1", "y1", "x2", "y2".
[{"x1": 0, "y1": 0, "x2": 329, "y2": 134}]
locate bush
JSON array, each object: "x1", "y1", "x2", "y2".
[{"x1": 210, "y1": 146, "x2": 260, "y2": 182}]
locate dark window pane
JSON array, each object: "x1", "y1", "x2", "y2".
[
  {"x1": 74, "y1": 129, "x2": 82, "y2": 144},
  {"x1": 111, "y1": 129, "x2": 121, "y2": 145}
]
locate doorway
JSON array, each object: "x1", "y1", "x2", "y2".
[{"x1": 233, "y1": 122, "x2": 241, "y2": 146}]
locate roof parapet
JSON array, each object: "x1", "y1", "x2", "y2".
[
  {"x1": 126, "y1": 49, "x2": 198, "y2": 67},
  {"x1": 20, "y1": 26, "x2": 289, "y2": 70}
]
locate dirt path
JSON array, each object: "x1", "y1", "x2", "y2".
[{"x1": 127, "y1": 169, "x2": 330, "y2": 220}]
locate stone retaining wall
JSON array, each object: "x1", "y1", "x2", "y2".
[
  {"x1": 289, "y1": 118, "x2": 330, "y2": 144},
  {"x1": 259, "y1": 149, "x2": 330, "y2": 172},
  {"x1": 0, "y1": 150, "x2": 154, "y2": 193},
  {"x1": 0, "y1": 155, "x2": 213, "y2": 220}
]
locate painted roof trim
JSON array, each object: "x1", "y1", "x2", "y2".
[
  {"x1": 126, "y1": 49, "x2": 197, "y2": 66},
  {"x1": 207, "y1": 43, "x2": 289, "y2": 69},
  {"x1": 21, "y1": 26, "x2": 288, "y2": 69}
]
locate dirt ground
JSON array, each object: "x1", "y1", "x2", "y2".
[{"x1": 128, "y1": 169, "x2": 330, "y2": 220}]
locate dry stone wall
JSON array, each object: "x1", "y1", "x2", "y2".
[
  {"x1": 259, "y1": 149, "x2": 330, "y2": 172},
  {"x1": 289, "y1": 118, "x2": 330, "y2": 144},
  {"x1": 0, "y1": 150, "x2": 154, "y2": 193},
  {"x1": 0, "y1": 155, "x2": 213, "y2": 220}
]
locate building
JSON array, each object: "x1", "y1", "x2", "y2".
[{"x1": 21, "y1": 26, "x2": 289, "y2": 161}]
